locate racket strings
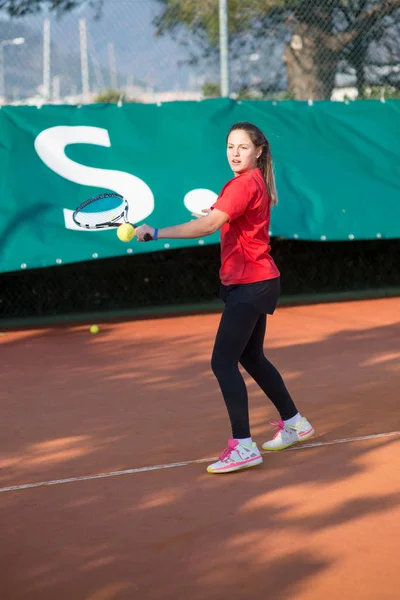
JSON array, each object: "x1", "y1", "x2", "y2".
[{"x1": 73, "y1": 195, "x2": 127, "y2": 228}]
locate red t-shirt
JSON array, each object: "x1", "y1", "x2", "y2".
[{"x1": 212, "y1": 168, "x2": 280, "y2": 285}]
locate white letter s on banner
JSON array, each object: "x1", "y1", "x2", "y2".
[{"x1": 34, "y1": 126, "x2": 154, "y2": 231}]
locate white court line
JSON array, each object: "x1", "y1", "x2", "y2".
[{"x1": 1, "y1": 430, "x2": 399, "y2": 495}]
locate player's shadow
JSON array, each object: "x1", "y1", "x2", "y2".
[{"x1": 2, "y1": 437, "x2": 400, "y2": 600}]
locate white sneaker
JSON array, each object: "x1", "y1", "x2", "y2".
[
  {"x1": 262, "y1": 418, "x2": 315, "y2": 451},
  {"x1": 207, "y1": 439, "x2": 263, "y2": 474}
]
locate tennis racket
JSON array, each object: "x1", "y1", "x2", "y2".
[{"x1": 72, "y1": 192, "x2": 153, "y2": 241}]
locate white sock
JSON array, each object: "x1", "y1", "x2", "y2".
[
  {"x1": 235, "y1": 437, "x2": 253, "y2": 447},
  {"x1": 283, "y1": 413, "x2": 302, "y2": 427}
]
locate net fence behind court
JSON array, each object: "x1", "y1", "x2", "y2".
[
  {"x1": 0, "y1": 0, "x2": 399, "y2": 105},
  {"x1": 1, "y1": 238, "x2": 399, "y2": 323}
]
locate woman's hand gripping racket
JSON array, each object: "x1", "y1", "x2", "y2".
[{"x1": 72, "y1": 193, "x2": 153, "y2": 241}]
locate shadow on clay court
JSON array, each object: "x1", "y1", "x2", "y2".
[{"x1": 0, "y1": 313, "x2": 399, "y2": 599}]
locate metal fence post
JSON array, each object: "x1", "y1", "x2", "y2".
[{"x1": 219, "y1": 0, "x2": 229, "y2": 97}]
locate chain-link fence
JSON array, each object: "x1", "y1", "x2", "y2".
[
  {"x1": 1, "y1": 239, "x2": 400, "y2": 323},
  {"x1": 0, "y1": 0, "x2": 399, "y2": 105},
  {"x1": 0, "y1": 0, "x2": 399, "y2": 324}
]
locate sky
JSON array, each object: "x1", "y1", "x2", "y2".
[{"x1": 0, "y1": 0, "x2": 215, "y2": 95}]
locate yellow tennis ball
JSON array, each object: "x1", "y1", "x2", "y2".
[
  {"x1": 117, "y1": 223, "x2": 135, "y2": 242},
  {"x1": 89, "y1": 324, "x2": 99, "y2": 335}
]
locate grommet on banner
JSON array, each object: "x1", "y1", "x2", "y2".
[
  {"x1": 348, "y1": 234, "x2": 355, "y2": 240},
  {"x1": 127, "y1": 248, "x2": 133, "y2": 254},
  {"x1": 164, "y1": 243, "x2": 170, "y2": 249},
  {"x1": 321, "y1": 235, "x2": 327, "y2": 241},
  {"x1": 308, "y1": 99, "x2": 313, "y2": 106},
  {"x1": 293, "y1": 234, "x2": 299, "y2": 239},
  {"x1": 376, "y1": 233, "x2": 382, "y2": 239},
  {"x1": 56, "y1": 258, "x2": 62, "y2": 264},
  {"x1": 198, "y1": 240, "x2": 205, "y2": 245},
  {"x1": 92, "y1": 253, "x2": 98, "y2": 259},
  {"x1": 21, "y1": 263, "x2": 27, "y2": 269}
]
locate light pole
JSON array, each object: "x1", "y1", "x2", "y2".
[
  {"x1": 0, "y1": 37, "x2": 25, "y2": 102},
  {"x1": 79, "y1": 19, "x2": 90, "y2": 102},
  {"x1": 108, "y1": 42, "x2": 118, "y2": 90},
  {"x1": 43, "y1": 19, "x2": 50, "y2": 101},
  {"x1": 219, "y1": 0, "x2": 229, "y2": 97}
]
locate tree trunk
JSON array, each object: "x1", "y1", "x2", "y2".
[
  {"x1": 349, "y1": 35, "x2": 368, "y2": 98},
  {"x1": 283, "y1": 22, "x2": 338, "y2": 100}
]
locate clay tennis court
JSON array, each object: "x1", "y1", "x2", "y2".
[{"x1": 1, "y1": 296, "x2": 399, "y2": 599}]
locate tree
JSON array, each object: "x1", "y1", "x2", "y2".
[
  {"x1": 0, "y1": 0, "x2": 101, "y2": 17},
  {"x1": 154, "y1": 0, "x2": 400, "y2": 100}
]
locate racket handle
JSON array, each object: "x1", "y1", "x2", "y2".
[{"x1": 131, "y1": 224, "x2": 153, "y2": 242}]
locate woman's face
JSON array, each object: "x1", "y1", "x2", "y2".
[{"x1": 227, "y1": 129, "x2": 260, "y2": 176}]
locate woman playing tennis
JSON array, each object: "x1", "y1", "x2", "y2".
[{"x1": 136, "y1": 121, "x2": 314, "y2": 474}]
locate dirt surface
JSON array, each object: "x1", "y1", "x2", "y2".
[{"x1": 1, "y1": 298, "x2": 399, "y2": 599}]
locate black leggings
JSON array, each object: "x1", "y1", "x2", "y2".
[{"x1": 211, "y1": 301, "x2": 298, "y2": 439}]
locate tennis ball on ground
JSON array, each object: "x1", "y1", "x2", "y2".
[
  {"x1": 89, "y1": 324, "x2": 99, "y2": 335},
  {"x1": 117, "y1": 223, "x2": 135, "y2": 242}
]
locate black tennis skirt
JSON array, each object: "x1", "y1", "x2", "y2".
[{"x1": 220, "y1": 277, "x2": 281, "y2": 315}]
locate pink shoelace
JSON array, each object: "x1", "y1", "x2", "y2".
[
  {"x1": 270, "y1": 419, "x2": 285, "y2": 439},
  {"x1": 219, "y1": 439, "x2": 238, "y2": 461}
]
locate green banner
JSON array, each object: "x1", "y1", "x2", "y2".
[{"x1": 0, "y1": 99, "x2": 399, "y2": 274}]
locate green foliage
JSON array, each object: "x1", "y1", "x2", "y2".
[
  {"x1": 266, "y1": 90, "x2": 296, "y2": 101},
  {"x1": 155, "y1": 0, "x2": 400, "y2": 100},
  {"x1": 155, "y1": 0, "x2": 289, "y2": 45},
  {"x1": 202, "y1": 82, "x2": 220, "y2": 98},
  {"x1": 0, "y1": 0, "x2": 101, "y2": 17},
  {"x1": 156, "y1": 0, "x2": 399, "y2": 43},
  {"x1": 236, "y1": 88, "x2": 263, "y2": 100},
  {"x1": 360, "y1": 85, "x2": 400, "y2": 99},
  {"x1": 94, "y1": 89, "x2": 137, "y2": 104},
  {"x1": 202, "y1": 81, "x2": 295, "y2": 101}
]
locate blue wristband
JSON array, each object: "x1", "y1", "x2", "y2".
[{"x1": 153, "y1": 228, "x2": 159, "y2": 241}]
